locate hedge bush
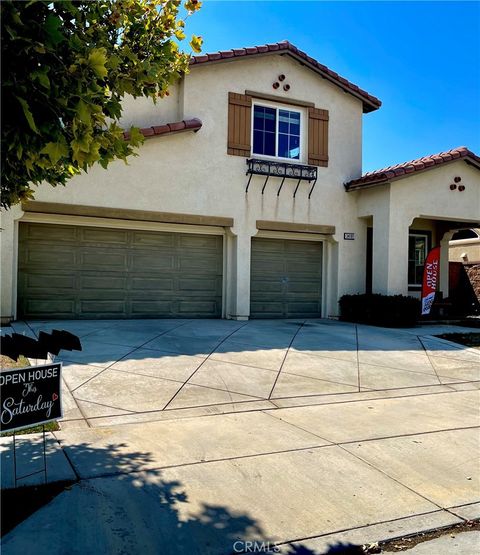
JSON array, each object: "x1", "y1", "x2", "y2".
[{"x1": 339, "y1": 293, "x2": 420, "y2": 327}]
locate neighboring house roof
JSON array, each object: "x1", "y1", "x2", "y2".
[
  {"x1": 190, "y1": 40, "x2": 381, "y2": 113},
  {"x1": 123, "y1": 118, "x2": 202, "y2": 140},
  {"x1": 345, "y1": 147, "x2": 480, "y2": 191},
  {"x1": 450, "y1": 228, "x2": 480, "y2": 241}
]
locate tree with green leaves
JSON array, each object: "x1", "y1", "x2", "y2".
[{"x1": 1, "y1": 0, "x2": 202, "y2": 208}]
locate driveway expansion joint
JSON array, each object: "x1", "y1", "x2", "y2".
[
  {"x1": 417, "y1": 335, "x2": 445, "y2": 385},
  {"x1": 69, "y1": 320, "x2": 191, "y2": 393},
  {"x1": 161, "y1": 321, "x2": 251, "y2": 410},
  {"x1": 267, "y1": 320, "x2": 306, "y2": 399}
]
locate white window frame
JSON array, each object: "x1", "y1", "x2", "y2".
[
  {"x1": 251, "y1": 100, "x2": 307, "y2": 164},
  {"x1": 408, "y1": 231, "x2": 430, "y2": 288}
]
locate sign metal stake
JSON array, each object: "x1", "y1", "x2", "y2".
[
  {"x1": 12, "y1": 429, "x2": 17, "y2": 489},
  {"x1": 43, "y1": 424, "x2": 48, "y2": 484},
  {"x1": 11, "y1": 424, "x2": 49, "y2": 488}
]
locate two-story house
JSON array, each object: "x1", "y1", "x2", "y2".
[{"x1": 1, "y1": 41, "x2": 479, "y2": 324}]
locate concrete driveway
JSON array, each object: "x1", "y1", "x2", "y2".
[
  {"x1": 10, "y1": 318, "x2": 480, "y2": 428},
  {"x1": 2, "y1": 319, "x2": 480, "y2": 553}
]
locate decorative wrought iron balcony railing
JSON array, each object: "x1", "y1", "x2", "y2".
[{"x1": 245, "y1": 158, "x2": 318, "y2": 198}]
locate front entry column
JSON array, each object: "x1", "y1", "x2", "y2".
[{"x1": 371, "y1": 210, "x2": 410, "y2": 296}]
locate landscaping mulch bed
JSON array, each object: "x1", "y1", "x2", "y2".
[
  {"x1": 374, "y1": 519, "x2": 480, "y2": 552},
  {"x1": 435, "y1": 332, "x2": 480, "y2": 349},
  {"x1": 0, "y1": 354, "x2": 30, "y2": 370}
]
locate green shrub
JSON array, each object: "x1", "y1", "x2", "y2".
[{"x1": 339, "y1": 293, "x2": 420, "y2": 327}]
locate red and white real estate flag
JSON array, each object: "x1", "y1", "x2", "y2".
[{"x1": 421, "y1": 246, "x2": 440, "y2": 315}]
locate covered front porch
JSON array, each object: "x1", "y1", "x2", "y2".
[
  {"x1": 365, "y1": 216, "x2": 479, "y2": 316},
  {"x1": 349, "y1": 148, "x2": 480, "y2": 312}
]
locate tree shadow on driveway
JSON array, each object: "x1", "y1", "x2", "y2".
[{"x1": 1, "y1": 439, "x2": 365, "y2": 555}]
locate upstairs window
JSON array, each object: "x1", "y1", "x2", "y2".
[
  {"x1": 252, "y1": 104, "x2": 302, "y2": 161},
  {"x1": 227, "y1": 93, "x2": 328, "y2": 166}
]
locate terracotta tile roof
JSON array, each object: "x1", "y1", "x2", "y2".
[
  {"x1": 190, "y1": 40, "x2": 381, "y2": 113},
  {"x1": 123, "y1": 118, "x2": 202, "y2": 140},
  {"x1": 345, "y1": 147, "x2": 480, "y2": 191}
]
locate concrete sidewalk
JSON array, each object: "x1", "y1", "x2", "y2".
[{"x1": 2, "y1": 387, "x2": 479, "y2": 554}]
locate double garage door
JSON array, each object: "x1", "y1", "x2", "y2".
[
  {"x1": 18, "y1": 223, "x2": 223, "y2": 319},
  {"x1": 18, "y1": 223, "x2": 323, "y2": 320}
]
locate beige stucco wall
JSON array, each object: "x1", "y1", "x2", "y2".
[
  {"x1": 410, "y1": 218, "x2": 438, "y2": 245},
  {"x1": 0, "y1": 54, "x2": 368, "y2": 321},
  {"x1": 118, "y1": 83, "x2": 182, "y2": 129}
]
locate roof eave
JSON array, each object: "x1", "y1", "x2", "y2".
[
  {"x1": 345, "y1": 179, "x2": 390, "y2": 192},
  {"x1": 345, "y1": 154, "x2": 480, "y2": 191},
  {"x1": 283, "y1": 51, "x2": 381, "y2": 113},
  {"x1": 123, "y1": 118, "x2": 202, "y2": 140},
  {"x1": 189, "y1": 47, "x2": 381, "y2": 114},
  {"x1": 465, "y1": 157, "x2": 480, "y2": 171}
]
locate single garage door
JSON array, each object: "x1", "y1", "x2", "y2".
[
  {"x1": 250, "y1": 237, "x2": 322, "y2": 318},
  {"x1": 18, "y1": 222, "x2": 223, "y2": 319}
]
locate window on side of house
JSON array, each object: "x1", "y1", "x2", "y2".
[
  {"x1": 408, "y1": 231, "x2": 431, "y2": 288},
  {"x1": 252, "y1": 103, "x2": 302, "y2": 161}
]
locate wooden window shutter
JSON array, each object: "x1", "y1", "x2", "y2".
[
  {"x1": 228, "y1": 92, "x2": 252, "y2": 157},
  {"x1": 308, "y1": 107, "x2": 329, "y2": 167}
]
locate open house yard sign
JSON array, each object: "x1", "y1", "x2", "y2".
[{"x1": 0, "y1": 363, "x2": 63, "y2": 433}]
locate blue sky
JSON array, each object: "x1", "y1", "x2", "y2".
[{"x1": 186, "y1": 1, "x2": 480, "y2": 172}]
